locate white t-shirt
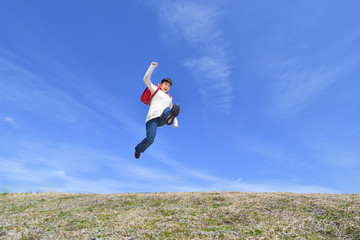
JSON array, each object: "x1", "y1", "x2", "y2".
[{"x1": 143, "y1": 64, "x2": 178, "y2": 127}]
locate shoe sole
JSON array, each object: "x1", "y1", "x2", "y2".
[{"x1": 166, "y1": 104, "x2": 180, "y2": 125}]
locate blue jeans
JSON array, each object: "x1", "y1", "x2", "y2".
[{"x1": 135, "y1": 107, "x2": 171, "y2": 153}]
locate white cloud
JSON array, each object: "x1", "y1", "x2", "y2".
[
  {"x1": 309, "y1": 140, "x2": 360, "y2": 168},
  {"x1": 202, "y1": 178, "x2": 340, "y2": 194},
  {"x1": 270, "y1": 60, "x2": 341, "y2": 113},
  {"x1": 1, "y1": 117, "x2": 16, "y2": 128},
  {"x1": 3, "y1": 117, "x2": 13, "y2": 123},
  {"x1": 147, "y1": 148, "x2": 339, "y2": 193},
  {"x1": 0, "y1": 56, "x2": 96, "y2": 124},
  {"x1": 158, "y1": 1, "x2": 221, "y2": 46},
  {"x1": 2, "y1": 117, "x2": 14, "y2": 123},
  {"x1": 0, "y1": 52, "x2": 144, "y2": 138},
  {"x1": 154, "y1": 0, "x2": 233, "y2": 112},
  {"x1": 0, "y1": 139, "x2": 340, "y2": 194}
]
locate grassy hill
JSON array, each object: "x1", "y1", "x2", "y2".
[{"x1": 1, "y1": 191, "x2": 359, "y2": 239}]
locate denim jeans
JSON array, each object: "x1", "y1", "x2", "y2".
[{"x1": 135, "y1": 107, "x2": 171, "y2": 153}]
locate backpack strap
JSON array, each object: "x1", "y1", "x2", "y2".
[
  {"x1": 148, "y1": 84, "x2": 172, "y2": 105},
  {"x1": 148, "y1": 84, "x2": 162, "y2": 104}
]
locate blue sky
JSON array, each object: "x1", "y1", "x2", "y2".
[{"x1": 1, "y1": 0, "x2": 359, "y2": 194}]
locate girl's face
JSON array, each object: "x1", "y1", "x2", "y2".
[{"x1": 161, "y1": 82, "x2": 171, "y2": 93}]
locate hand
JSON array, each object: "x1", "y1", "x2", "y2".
[
  {"x1": 173, "y1": 125, "x2": 178, "y2": 128},
  {"x1": 152, "y1": 62, "x2": 158, "y2": 67}
]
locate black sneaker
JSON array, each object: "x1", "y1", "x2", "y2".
[
  {"x1": 135, "y1": 151, "x2": 141, "y2": 159},
  {"x1": 166, "y1": 104, "x2": 180, "y2": 125}
]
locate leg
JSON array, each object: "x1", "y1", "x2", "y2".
[
  {"x1": 158, "y1": 107, "x2": 171, "y2": 127},
  {"x1": 166, "y1": 104, "x2": 180, "y2": 125},
  {"x1": 135, "y1": 118, "x2": 159, "y2": 154}
]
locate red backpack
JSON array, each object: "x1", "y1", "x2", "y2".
[{"x1": 140, "y1": 84, "x2": 171, "y2": 106}]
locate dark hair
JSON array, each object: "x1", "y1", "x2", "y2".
[{"x1": 161, "y1": 77, "x2": 173, "y2": 86}]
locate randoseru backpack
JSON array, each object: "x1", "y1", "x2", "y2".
[{"x1": 140, "y1": 84, "x2": 171, "y2": 106}]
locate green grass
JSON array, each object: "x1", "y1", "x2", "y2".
[{"x1": 0, "y1": 192, "x2": 359, "y2": 239}]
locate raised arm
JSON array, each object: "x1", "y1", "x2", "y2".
[{"x1": 143, "y1": 62, "x2": 158, "y2": 90}]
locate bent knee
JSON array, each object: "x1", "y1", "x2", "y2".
[{"x1": 144, "y1": 136, "x2": 155, "y2": 146}]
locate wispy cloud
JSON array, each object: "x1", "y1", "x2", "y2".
[
  {"x1": 0, "y1": 138, "x2": 339, "y2": 194},
  {"x1": 0, "y1": 51, "x2": 154, "y2": 193},
  {"x1": 265, "y1": 15, "x2": 360, "y2": 116},
  {"x1": 154, "y1": 0, "x2": 232, "y2": 112},
  {"x1": 308, "y1": 138, "x2": 360, "y2": 169},
  {"x1": 0, "y1": 55, "x2": 95, "y2": 124},
  {"x1": 1, "y1": 117, "x2": 16, "y2": 128},
  {"x1": 0, "y1": 141, "x2": 174, "y2": 193},
  {"x1": 270, "y1": 58, "x2": 341, "y2": 113},
  {"x1": 146, "y1": 148, "x2": 339, "y2": 193},
  {"x1": 0, "y1": 51, "x2": 144, "y2": 137}
]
